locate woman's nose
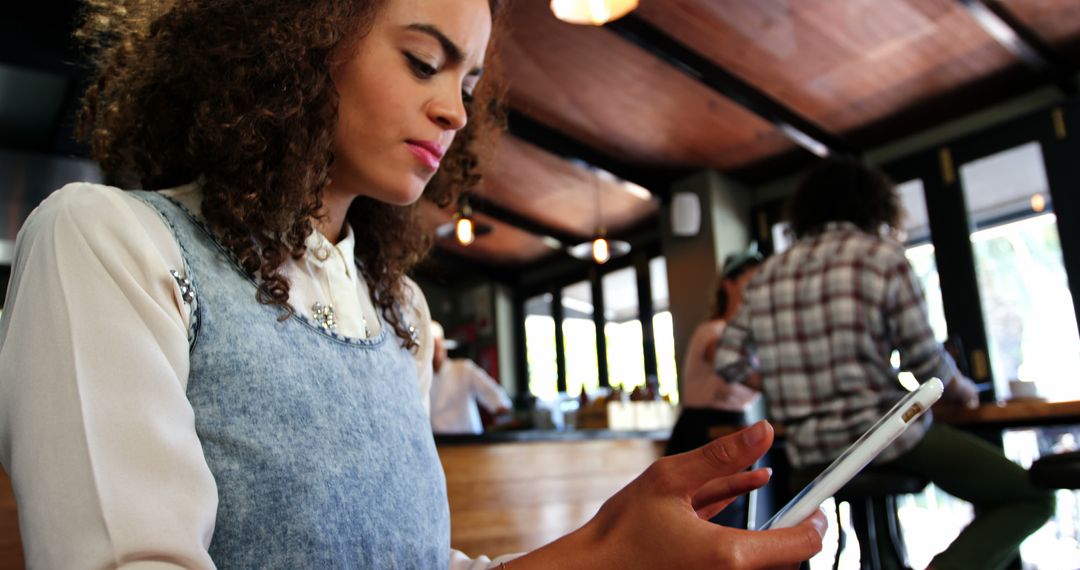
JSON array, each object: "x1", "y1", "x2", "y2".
[{"x1": 429, "y1": 88, "x2": 468, "y2": 131}]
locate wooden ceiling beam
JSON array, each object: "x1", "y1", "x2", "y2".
[
  {"x1": 505, "y1": 110, "x2": 686, "y2": 199},
  {"x1": 467, "y1": 194, "x2": 580, "y2": 250},
  {"x1": 417, "y1": 247, "x2": 523, "y2": 286},
  {"x1": 957, "y1": 0, "x2": 1078, "y2": 95},
  {"x1": 604, "y1": 13, "x2": 855, "y2": 159}
]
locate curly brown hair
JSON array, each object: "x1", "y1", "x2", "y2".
[
  {"x1": 785, "y1": 156, "x2": 902, "y2": 239},
  {"x1": 76, "y1": 0, "x2": 507, "y2": 350}
]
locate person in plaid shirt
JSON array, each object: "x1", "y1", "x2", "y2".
[{"x1": 715, "y1": 157, "x2": 1053, "y2": 570}]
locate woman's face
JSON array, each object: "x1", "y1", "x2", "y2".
[
  {"x1": 329, "y1": 0, "x2": 492, "y2": 206},
  {"x1": 725, "y1": 265, "x2": 761, "y2": 316}
]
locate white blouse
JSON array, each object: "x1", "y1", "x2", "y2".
[{"x1": 0, "y1": 183, "x2": 510, "y2": 569}]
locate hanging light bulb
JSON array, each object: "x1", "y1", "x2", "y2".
[
  {"x1": 455, "y1": 216, "x2": 475, "y2": 246},
  {"x1": 567, "y1": 170, "x2": 632, "y2": 263},
  {"x1": 550, "y1": 0, "x2": 638, "y2": 25},
  {"x1": 1031, "y1": 193, "x2": 1047, "y2": 213},
  {"x1": 455, "y1": 201, "x2": 476, "y2": 246},
  {"x1": 592, "y1": 235, "x2": 611, "y2": 264}
]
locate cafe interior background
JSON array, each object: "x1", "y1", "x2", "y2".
[{"x1": 3, "y1": 0, "x2": 1080, "y2": 568}]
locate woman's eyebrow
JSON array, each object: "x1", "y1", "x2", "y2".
[{"x1": 405, "y1": 23, "x2": 484, "y2": 77}]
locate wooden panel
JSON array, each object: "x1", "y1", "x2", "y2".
[
  {"x1": 475, "y1": 136, "x2": 659, "y2": 239},
  {"x1": 501, "y1": 0, "x2": 792, "y2": 171},
  {"x1": 437, "y1": 438, "x2": 664, "y2": 557},
  {"x1": 636, "y1": 0, "x2": 1023, "y2": 135},
  {"x1": 999, "y1": 0, "x2": 1080, "y2": 61},
  {"x1": 418, "y1": 200, "x2": 559, "y2": 265},
  {"x1": 0, "y1": 467, "x2": 23, "y2": 570}
]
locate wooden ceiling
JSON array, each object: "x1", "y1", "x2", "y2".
[
  {"x1": 430, "y1": 0, "x2": 1080, "y2": 270},
  {"x1": 2, "y1": 1, "x2": 1078, "y2": 274}
]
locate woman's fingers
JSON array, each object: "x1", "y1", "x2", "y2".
[
  {"x1": 691, "y1": 467, "x2": 772, "y2": 520},
  {"x1": 660, "y1": 421, "x2": 775, "y2": 494},
  {"x1": 721, "y1": 510, "x2": 828, "y2": 569}
]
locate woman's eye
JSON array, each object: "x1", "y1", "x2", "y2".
[
  {"x1": 462, "y1": 90, "x2": 475, "y2": 105},
  {"x1": 405, "y1": 53, "x2": 437, "y2": 78}
]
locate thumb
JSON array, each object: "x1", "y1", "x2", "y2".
[{"x1": 731, "y1": 509, "x2": 828, "y2": 568}]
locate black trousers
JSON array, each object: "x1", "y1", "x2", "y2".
[{"x1": 665, "y1": 407, "x2": 749, "y2": 528}]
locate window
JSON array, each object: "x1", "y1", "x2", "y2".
[
  {"x1": 896, "y1": 178, "x2": 948, "y2": 343},
  {"x1": 771, "y1": 221, "x2": 794, "y2": 254},
  {"x1": 521, "y1": 255, "x2": 677, "y2": 403},
  {"x1": 959, "y1": 142, "x2": 1080, "y2": 399},
  {"x1": 524, "y1": 293, "x2": 557, "y2": 401},
  {"x1": 603, "y1": 266, "x2": 644, "y2": 392},
  {"x1": 561, "y1": 280, "x2": 599, "y2": 397},
  {"x1": 650, "y1": 257, "x2": 679, "y2": 402}
]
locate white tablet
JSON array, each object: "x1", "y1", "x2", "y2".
[{"x1": 761, "y1": 377, "x2": 944, "y2": 530}]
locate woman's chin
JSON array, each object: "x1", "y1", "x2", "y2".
[{"x1": 386, "y1": 188, "x2": 426, "y2": 207}]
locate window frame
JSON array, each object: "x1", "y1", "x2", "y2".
[{"x1": 516, "y1": 242, "x2": 664, "y2": 400}]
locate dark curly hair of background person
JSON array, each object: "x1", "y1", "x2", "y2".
[
  {"x1": 785, "y1": 155, "x2": 903, "y2": 240},
  {"x1": 75, "y1": 0, "x2": 507, "y2": 350}
]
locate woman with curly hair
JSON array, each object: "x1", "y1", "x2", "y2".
[{"x1": 0, "y1": 0, "x2": 827, "y2": 567}]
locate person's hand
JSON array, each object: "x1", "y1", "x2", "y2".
[
  {"x1": 944, "y1": 375, "x2": 980, "y2": 409},
  {"x1": 511, "y1": 421, "x2": 827, "y2": 569}
]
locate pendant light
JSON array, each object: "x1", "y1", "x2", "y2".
[
  {"x1": 434, "y1": 197, "x2": 492, "y2": 246},
  {"x1": 550, "y1": 0, "x2": 639, "y2": 26},
  {"x1": 455, "y1": 201, "x2": 476, "y2": 246},
  {"x1": 568, "y1": 171, "x2": 630, "y2": 264}
]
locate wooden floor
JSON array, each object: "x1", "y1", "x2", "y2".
[{"x1": 437, "y1": 437, "x2": 665, "y2": 558}]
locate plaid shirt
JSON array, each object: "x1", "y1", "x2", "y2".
[{"x1": 715, "y1": 222, "x2": 959, "y2": 467}]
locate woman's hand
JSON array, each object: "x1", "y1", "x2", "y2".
[{"x1": 512, "y1": 421, "x2": 827, "y2": 569}]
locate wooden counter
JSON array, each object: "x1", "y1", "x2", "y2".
[
  {"x1": 0, "y1": 431, "x2": 665, "y2": 566},
  {"x1": 0, "y1": 467, "x2": 22, "y2": 570},
  {"x1": 935, "y1": 398, "x2": 1080, "y2": 429},
  {"x1": 437, "y1": 434, "x2": 665, "y2": 558}
]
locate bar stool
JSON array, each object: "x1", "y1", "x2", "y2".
[
  {"x1": 789, "y1": 465, "x2": 928, "y2": 570},
  {"x1": 1029, "y1": 450, "x2": 1080, "y2": 489}
]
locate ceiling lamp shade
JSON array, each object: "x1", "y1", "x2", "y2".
[
  {"x1": 550, "y1": 0, "x2": 639, "y2": 25},
  {"x1": 568, "y1": 230, "x2": 631, "y2": 264},
  {"x1": 567, "y1": 167, "x2": 632, "y2": 263}
]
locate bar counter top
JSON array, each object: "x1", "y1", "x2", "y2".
[{"x1": 434, "y1": 428, "x2": 671, "y2": 445}]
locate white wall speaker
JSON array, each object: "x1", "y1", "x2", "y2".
[{"x1": 671, "y1": 192, "x2": 701, "y2": 237}]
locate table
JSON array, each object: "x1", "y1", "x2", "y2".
[{"x1": 934, "y1": 398, "x2": 1080, "y2": 430}]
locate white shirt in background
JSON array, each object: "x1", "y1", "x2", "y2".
[{"x1": 430, "y1": 359, "x2": 513, "y2": 434}]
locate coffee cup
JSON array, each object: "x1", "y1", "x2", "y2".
[{"x1": 1008, "y1": 379, "x2": 1039, "y2": 400}]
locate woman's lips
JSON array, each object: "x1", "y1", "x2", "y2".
[{"x1": 406, "y1": 141, "x2": 443, "y2": 170}]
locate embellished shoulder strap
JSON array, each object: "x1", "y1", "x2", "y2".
[{"x1": 129, "y1": 190, "x2": 203, "y2": 352}]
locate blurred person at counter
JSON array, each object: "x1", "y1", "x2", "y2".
[
  {"x1": 664, "y1": 246, "x2": 762, "y2": 529},
  {"x1": 715, "y1": 156, "x2": 1054, "y2": 570},
  {"x1": 666, "y1": 245, "x2": 763, "y2": 457},
  {"x1": 429, "y1": 321, "x2": 512, "y2": 435}
]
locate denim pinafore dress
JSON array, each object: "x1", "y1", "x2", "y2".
[{"x1": 134, "y1": 191, "x2": 450, "y2": 569}]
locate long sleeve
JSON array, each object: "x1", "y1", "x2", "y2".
[
  {"x1": 885, "y1": 257, "x2": 960, "y2": 384},
  {"x1": 0, "y1": 184, "x2": 218, "y2": 568},
  {"x1": 466, "y1": 361, "x2": 512, "y2": 413},
  {"x1": 714, "y1": 303, "x2": 756, "y2": 385}
]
